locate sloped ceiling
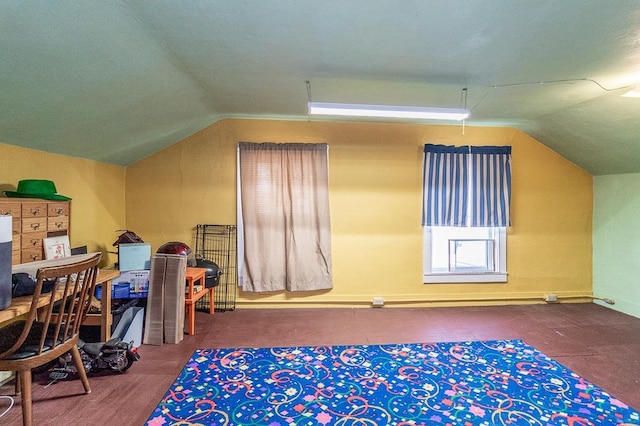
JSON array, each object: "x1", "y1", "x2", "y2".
[{"x1": 2, "y1": 1, "x2": 640, "y2": 175}]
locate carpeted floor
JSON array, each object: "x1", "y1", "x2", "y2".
[{"x1": 145, "y1": 339, "x2": 640, "y2": 425}]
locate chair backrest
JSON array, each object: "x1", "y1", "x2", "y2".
[{"x1": 0, "y1": 253, "x2": 101, "y2": 358}]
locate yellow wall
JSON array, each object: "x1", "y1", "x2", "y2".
[
  {"x1": 125, "y1": 119, "x2": 593, "y2": 307},
  {"x1": 0, "y1": 142, "x2": 126, "y2": 267}
]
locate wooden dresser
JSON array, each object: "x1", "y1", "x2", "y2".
[{"x1": 0, "y1": 198, "x2": 70, "y2": 265}]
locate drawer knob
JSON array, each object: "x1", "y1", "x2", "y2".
[{"x1": 31, "y1": 223, "x2": 40, "y2": 230}]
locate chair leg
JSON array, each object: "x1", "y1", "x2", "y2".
[
  {"x1": 18, "y1": 369, "x2": 32, "y2": 426},
  {"x1": 14, "y1": 371, "x2": 20, "y2": 396},
  {"x1": 70, "y1": 346, "x2": 91, "y2": 394}
]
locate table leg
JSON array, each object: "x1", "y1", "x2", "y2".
[
  {"x1": 101, "y1": 279, "x2": 112, "y2": 341},
  {"x1": 208, "y1": 287, "x2": 215, "y2": 315},
  {"x1": 187, "y1": 304, "x2": 195, "y2": 335}
]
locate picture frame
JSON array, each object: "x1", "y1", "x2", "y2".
[{"x1": 43, "y1": 235, "x2": 71, "y2": 260}]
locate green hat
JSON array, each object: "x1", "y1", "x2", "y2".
[{"x1": 4, "y1": 179, "x2": 71, "y2": 201}]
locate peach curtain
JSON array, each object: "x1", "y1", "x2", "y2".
[{"x1": 238, "y1": 142, "x2": 332, "y2": 292}]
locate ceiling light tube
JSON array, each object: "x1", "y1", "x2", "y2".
[
  {"x1": 308, "y1": 102, "x2": 470, "y2": 121},
  {"x1": 621, "y1": 86, "x2": 640, "y2": 98}
]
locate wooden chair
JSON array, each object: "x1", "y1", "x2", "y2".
[{"x1": 0, "y1": 253, "x2": 101, "y2": 426}]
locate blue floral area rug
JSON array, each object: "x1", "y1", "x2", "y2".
[{"x1": 145, "y1": 339, "x2": 639, "y2": 425}]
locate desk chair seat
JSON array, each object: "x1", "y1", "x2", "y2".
[
  {"x1": 0, "y1": 321, "x2": 68, "y2": 359},
  {"x1": 0, "y1": 253, "x2": 101, "y2": 426}
]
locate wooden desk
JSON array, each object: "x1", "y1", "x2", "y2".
[
  {"x1": 184, "y1": 267, "x2": 214, "y2": 335},
  {"x1": 84, "y1": 269, "x2": 120, "y2": 341},
  {"x1": 0, "y1": 288, "x2": 61, "y2": 324},
  {"x1": 0, "y1": 267, "x2": 120, "y2": 342}
]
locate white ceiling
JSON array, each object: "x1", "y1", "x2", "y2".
[{"x1": 2, "y1": 1, "x2": 640, "y2": 175}]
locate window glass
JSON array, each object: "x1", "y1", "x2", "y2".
[{"x1": 424, "y1": 226, "x2": 507, "y2": 283}]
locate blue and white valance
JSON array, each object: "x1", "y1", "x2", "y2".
[{"x1": 422, "y1": 144, "x2": 512, "y2": 227}]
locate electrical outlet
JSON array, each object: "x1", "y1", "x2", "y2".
[
  {"x1": 371, "y1": 297, "x2": 385, "y2": 307},
  {"x1": 544, "y1": 293, "x2": 558, "y2": 303}
]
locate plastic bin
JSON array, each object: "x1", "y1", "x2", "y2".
[{"x1": 95, "y1": 282, "x2": 131, "y2": 299}]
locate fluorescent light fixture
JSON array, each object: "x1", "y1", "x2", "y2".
[
  {"x1": 622, "y1": 86, "x2": 640, "y2": 98},
  {"x1": 308, "y1": 101, "x2": 470, "y2": 121}
]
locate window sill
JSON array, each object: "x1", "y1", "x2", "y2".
[{"x1": 423, "y1": 273, "x2": 507, "y2": 284}]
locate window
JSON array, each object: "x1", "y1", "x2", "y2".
[
  {"x1": 237, "y1": 142, "x2": 333, "y2": 292},
  {"x1": 423, "y1": 226, "x2": 506, "y2": 283},
  {"x1": 422, "y1": 144, "x2": 511, "y2": 283}
]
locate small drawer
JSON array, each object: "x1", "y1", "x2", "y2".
[
  {"x1": 12, "y1": 217, "x2": 20, "y2": 235},
  {"x1": 21, "y1": 231, "x2": 46, "y2": 249},
  {"x1": 22, "y1": 217, "x2": 47, "y2": 233},
  {"x1": 21, "y1": 247, "x2": 44, "y2": 263},
  {"x1": 0, "y1": 202, "x2": 21, "y2": 217},
  {"x1": 22, "y1": 202, "x2": 47, "y2": 217},
  {"x1": 48, "y1": 202, "x2": 69, "y2": 216},
  {"x1": 47, "y1": 216, "x2": 69, "y2": 232},
  {"x1": 12, "y1": 250, "x2": 21, "y2": 265}
]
